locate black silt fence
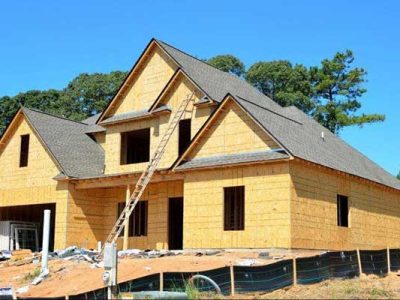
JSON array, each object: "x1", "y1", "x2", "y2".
[
  {"x1": 118, "y1": 273, "x2": 160, "y2": 293},
  {"x1": 296, "y1": 254, "x2": 330, "y2": 284},
  {"x1": 163, "y1": 267, "x2": 231, "y2": 295},
  {"x1": 390, "y1": 249, "x2": 400, "y2": 272},
  {"x1": 69, "y1": 273, "x2": 160, "y2": 300},
  {"x1": 233, "y1": 259, "x2": 293, "y2": 293},
  {"x1": 69, "y1": 287, "x2": 106, "y2": 300},
  {"x1": 328, "y1": 251, "x2": 359, "y2": 278},
  {"x1": 359, "y1": 249, "x2": 388, "y2": 276}
]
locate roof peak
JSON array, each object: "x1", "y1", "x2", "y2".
[{"x1": 155, "y1": 39, "x2": 243, "y2": 79}]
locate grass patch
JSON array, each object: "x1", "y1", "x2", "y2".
[
  {"x1": 185, "y1": 281, "x2": 200, "y2": 300},
  {"x1": 21, "y1": 267, "x2": 41, "y2": 283},
  {"x1": 369, "y1": 287, "x2": 393, "y2": 299}
]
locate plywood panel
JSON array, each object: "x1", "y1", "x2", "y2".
[
  {"x1": 67, "y1": 180, "x2": 183, "y2": 250},
  {"x1": 111, "y1": 47, "x2": 176, "y2": 116},
  {"x1": 188, "y1": 100, "x2": 279, "y2": 160},
  {"x1": 183, "y1": 162, "x2": 291, "y2": 249},
  {"x1": 289, "y1": 160, "x2": 400, "y2": 250}
]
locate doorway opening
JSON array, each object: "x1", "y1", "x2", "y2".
[
  {"x1": 168, "y1": 197, "x2": 183, "y2": 250},
  {"x1": 0, "y1": 203, "x2": 56, "y2": 251}
]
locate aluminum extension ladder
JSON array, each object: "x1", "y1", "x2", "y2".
[{"x1": 101, "y1": 92, "x2": 195, "y2": 254}]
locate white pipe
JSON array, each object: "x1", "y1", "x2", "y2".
[
  {"x1": 189, "y1": 274, "x2": 222, "y2": 294},
  {"x1": 41, "y1": 209, "x2": 51, "y2": 273}
]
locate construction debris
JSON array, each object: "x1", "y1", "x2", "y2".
[
  {"x1": 236, "y1": 259, "x2": 260, "y2": 266},
  {"x1": 11, "y1": 249, "x2": 32, "y2": 261},
  {"x1": 51, "y1": 246, "x2": 98, "y2": 262},
  {"x1": 0, "y1": 250, "x2": 11, "y2": 261},
  {"x1": 117, "y1": 249, "x2": 183, "y2": 259},
  {"x1": 10, "y1": 256, "x2": 39, "y2": 267},
  {"x1": 54, "y1": 246, "x2": 77, "y2": 258},
  {"x1": 1, "y1": 250, "x2": 40, "y2": 267},
  {"x1": 258, "y1": 251, "x2": 271, "y2": 259},
  {"x1": 0, "y1": 287, "x2": 14, "y2": 299},
  {"x1": 16, "y1": 286, "x2": 29, "y2": 295}
]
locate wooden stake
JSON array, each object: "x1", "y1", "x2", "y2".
[
  {"x1": 230, "y1": 265, "x2": 235, "y2": 296},
  {"x1": 387, "y1": 247, "x2": 391, "y2": 273},
  {"x1": 123, "y1": 185, "x2": 130, "y2": 251},
  {"x1": 160, "y1": 272, "x2": 164, "y2": 292},
  {"x1": 293, "y1": 258, "x2": 297, "y2": 286},
  {"x1": 357, "y1": 248, "x2": 363, "y2": 276}
]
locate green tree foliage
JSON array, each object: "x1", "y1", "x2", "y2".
[
  {"x1": 0, "y1": 90, "x2": 62, "y2": 134},
  {"x1": 210, "y1": 50, "x2": 384, "y2": 134},
  {"x1": 310, "y1": 50, "x2": 385, "y2": 133},
  {"x1": 246, "y1": 61, "x2": 314, "y2": 113},
  {"x1": 0, "y1": 71, "x2": 127, "y2": 135},
  {"x1": 397, "y1": 171, "x2": 400, "y2": 180},
  {"x1": 62, "y1": 71, "x2": 128, "y2": 118},
  {"x1": 207, "y1": 55, "x2": 246, "y2": 77}
]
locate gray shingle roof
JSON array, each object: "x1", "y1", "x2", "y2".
[
  {"x1": 176, "y1": 150, "x2": 289, "y2": 170},
  {"x1": 156, "y1": 40, "x2": 296, "y2": 119},
  {"x1": 82, "y1": 113, "x2": 106, "y2": 134},
  {"x1": 82, "y1": 113, "x2": 101, "y2": 125},
  {"x1": 157, "y1": 39, "x2": 399, "y2": 190},
  {"x1": 22, "y1": 108, "x2": 104, "y2": 178},
  {"x1": 100, "y1": 105, "x2": 171, "y2": 125},
  {"x1": 85, "y1": 124, "x2": 106, "y2": 134},
  {"x1": 234, "y1": 97, "x2": 400, "y2": 190}
]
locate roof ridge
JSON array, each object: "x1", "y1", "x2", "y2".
[
  {"x1": 155, "y1": 39, "x2": 301, "y2": 123},
  {"x1": 234, "y1": 95, "x2": 303, "y2": 125},
  {"x1": 155, "y1": 39, "x2": 272, "y2": 98},
  {"x1": 155, "y1": 39, "x2": 244, "y2": 79},
  {"x1": 22, "y1": 107, "x2": 88, "y2": 126}
]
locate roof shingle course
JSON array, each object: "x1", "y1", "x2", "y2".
[
  {"x1": 22, "y1": 108, "x2": 104, "y2": 178},
  {"x1": 176, "y1": 150, "x2": 289, "y2": 170}
]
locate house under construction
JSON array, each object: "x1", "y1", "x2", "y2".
[{"x1": 1, "y1": 39, "x2": 399, "y2": 252}]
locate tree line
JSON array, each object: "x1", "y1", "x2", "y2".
[
  {"x1": 206, "y1": 50, "x2": 385, "y2": 134},
  {"x1": 0, "y1": 50, "x2": 384, "y2": 136},
  {"x1": 0, "y1": 71, "x2": 128, "y2": 133}
]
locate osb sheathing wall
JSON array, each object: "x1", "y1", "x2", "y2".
[
  {"x1": 188, "y1": 100, "x2": 279, "y2": 159},
  {"x1": 289, "y1": 160, "x2": 400, "y2": 250},
  {"x1": 0, "y1": 115, "x2": 68, "y2": 249},
  {"x1": 183, "y1": 162, "x2": 291, "y2": 249},
  {"x1": 103, "y1": 77, "x2": 210, "y2": 175},
  {"x1": 67, "y1": 180, "x2": 183, "y2": 250},
  {"x1": 112, "y1": 46, "x2": 176, "y2": 115}
]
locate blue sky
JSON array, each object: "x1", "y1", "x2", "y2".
[{"x1": 0, "y1": 0, "x2": 399, "y2": 175}]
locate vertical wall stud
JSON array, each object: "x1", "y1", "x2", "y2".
[{"x1": 123, "y1": 185, "x2": 130, "y2": 250}]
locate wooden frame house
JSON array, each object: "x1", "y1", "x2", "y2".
[{"x1": 1, "y1": 39, "x2": 399, "y2": 251}]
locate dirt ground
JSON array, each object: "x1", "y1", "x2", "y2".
[{"x1": 0, "y1": 249, "x2": 321, "y2": 298}]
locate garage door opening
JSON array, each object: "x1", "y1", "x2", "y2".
[{"x1": 0, "y1": 203, "x2": 56, "y2": 252}]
